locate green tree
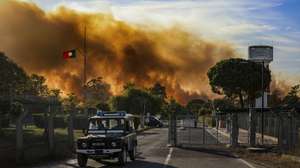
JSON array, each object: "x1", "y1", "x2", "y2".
[
  {"x1": 269, "y1": 89, "x2": 284, "y2": 108},
  {"x1": 150, "y1": 82, "x2": 167, "y2": 99},
  {"x1": 207, "y1": 58, "x2": 271, "y2": 146},
  {"x1": 0, "y1": 52, "x2": 28, "y2": 132},
  {"x1": 149, "y1": 82, "x2": 168, "y2": 118},
  {"x1": 110, "y1": 84, "x2": 162, "y2": 116},
  {"x1": 168, "y1": 98, "x2": 186, "y2": 116},
  {"x1": 207, "y1": 58, "x2": 271, "y2": 108},
  {"x1": 186, "y1": 99, "x2": 206, "y2": 117},
  {"x1": 63, "y1": 93, "x2": 79, "y2": 110},
  {"x1": 212, "y1": 98, "x2": 235, "y2": 112},
  {"x1": 85, "y1": 77, "x2": 111, "y2": 108},
  {"x1": 0, "y1": 52, "x2": 28, "y2": 96},
  {"x1": 282, "y1": 84, "x2": 300, "y2": 109},
  {"x1": 25, "y1": 74, "x2": 49, "y2": 97},
  {"x1": 110, "y1": 95, "x2": 129, "y2": 111},
  {"x1": 96, "y1": 103, "x2": 110, "y2": 111}
]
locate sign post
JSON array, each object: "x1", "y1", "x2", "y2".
[{"x1": 248, "y1": 45, "x2": 273, "y2": 145}]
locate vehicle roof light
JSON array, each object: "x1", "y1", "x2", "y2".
[{"x1": 96, "y1": 111, "x2": 126, "y2": 117}]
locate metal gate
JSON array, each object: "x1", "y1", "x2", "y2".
[{"x1": 175, "y1": 114, "x2": 230, "y2": 148}]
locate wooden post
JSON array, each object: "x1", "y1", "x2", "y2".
[
  {"x1": 68, "y1": 105, "x2": 75, "y2": 151},
  {"x1": 249, "y1": 108, "x2": 257, "y2": 146},
  {"x1": 230, "y1": 112, "x2": 238, "y2": 147},
  {"x1": 48, "y1": 98, "x2": 55, "y2": 156},
  {"x1": 278, "y1": 115, "x2": 286, "y2": 152},
  {"x1": 16, "y1": 106, "x2": 28, "y2": 163},
  {"x1": 203, "y1": 116, "x2": 206, "y2": 144}
]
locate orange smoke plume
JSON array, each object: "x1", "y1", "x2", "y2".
[{"x1": 0, "y1": 1, "x2": 236, "y2": 104}]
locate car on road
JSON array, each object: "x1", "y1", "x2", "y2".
[
  {"x1": 76, "y1": 111, "x2": 137, "y2": 167},
  {"x1": 145, "y1": 116, "x2": 164, "y2": 128}
]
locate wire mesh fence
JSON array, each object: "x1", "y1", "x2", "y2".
[
  {"x1": 169, "y1": 108, "x2": 300, "y2": 153},
  {"x1": 0, "y1": 96, "x2": 88, "y2": 166}
]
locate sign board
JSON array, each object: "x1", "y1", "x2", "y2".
[
  {"x1": 249, "y1": 45, "x2": 273, "y2": 63},
  {"x1": 255, "y1": 92, "x2": 268, "y2": 108}
]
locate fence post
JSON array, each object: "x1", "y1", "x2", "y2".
[
  {"x1": 230, "y1": 112, "x2": 238, "y2": 147},
  {"x1": 278, "y1": 114, "x2": 285, "y2": 152},
  {"x1": 48, "y1": 98, "x2": 55, "y2": 156},
  {"x1": 249, "y1": 108, "x2": 256, "y2": 146},
  {"x1": 203, "y1": 116, "x2": 206, "y2": 144},
  {"x1": 217, "y1": 117, "x2": 220, "y2": 144},
  {"x1": 168, "y1": 110, "x2": 177, "y2": 146},
  {"x1": 290, "y1": 113, "x2": 297, "y2": 151},
  {"x1": 16, "y1": 106, "x2": 28, "y2": 163},
  {"x1": 68, "y1": 106, "x2": 75, "y2": 151}
]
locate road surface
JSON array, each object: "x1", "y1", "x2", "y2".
[{"x1": 32, "y1": 128, "x2": 253, "y2": 168}]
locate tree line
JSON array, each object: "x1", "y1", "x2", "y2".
[{"x1": 1, "y1": 52, "x2": 299, "y2": 133}]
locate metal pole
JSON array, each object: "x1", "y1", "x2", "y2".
[
  {"x1": 217, "y1": 117, "x2": 219, "y2": 144},
  {"x1": 203, "y1": 116, "x2": 205, "y2": 144},
  {"x1": 83, "y1": 25, "x2": 88, "y2": 117},
  {"x1": 261, "y1": 61, "x2": 264, "y2": 145},
  {"x1": 140, "y1": 99, "x2": 145, "y2": 129},
  {"x1": 83, "y1": 25, "x2": 87, "y2": 87}
]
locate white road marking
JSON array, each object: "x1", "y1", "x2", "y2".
[
  {"x1": 238, "y1": 158, "x2": 256, "y2": 168},
  {"x1": 164, "y1": 147, "x2": 173, "y2": 167}
]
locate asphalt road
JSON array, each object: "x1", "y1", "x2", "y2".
[{"x1": 33, "y1": 128, "x2": 253, "y2": 168}]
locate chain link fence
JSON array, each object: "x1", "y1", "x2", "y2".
[{"x1": 168, "y1": 108, "x2": 300, "y2": 153}]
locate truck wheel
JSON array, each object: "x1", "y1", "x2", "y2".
[
  {"x1": 129, "y1": 145, "x2": 136, "y2": 161},
  {"x1": 118, "y1": 148, "x2": 127, "y2": 165},
  {"x1": 77, "y1": 154, "x2": 88, "y2": 167}
]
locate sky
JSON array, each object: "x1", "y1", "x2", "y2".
[{"x1": 21, "y1": 0, "x2": 300, "y2": 84}]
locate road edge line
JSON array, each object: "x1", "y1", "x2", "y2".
[
  {"x1": 238, "y1": 158, "x2": 257, "y2": 168},
  {"x1": 164, "y1": 147, "x2": 173, "y2": 168}
]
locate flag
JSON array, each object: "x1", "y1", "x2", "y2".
[{"x1": 63, "y1": 49, "x2": 76, "y2": 59}]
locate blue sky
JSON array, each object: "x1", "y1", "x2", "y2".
[{"x1": 22, "y1": 0, "x2": 300, "y2": 84}]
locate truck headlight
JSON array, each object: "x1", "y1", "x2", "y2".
[
  {"x1": 111, "y1": 142, "x2": 117, "y2": 147},
  {"x1": 81, "y1": 142, "x2": 88, "y2": 148}
]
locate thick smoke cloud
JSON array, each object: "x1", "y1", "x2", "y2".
[{"x1": 0, "y1": 1, "x2": 236, "y2": 104}]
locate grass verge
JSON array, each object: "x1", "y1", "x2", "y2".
[
  {"x1": 0, "y1": 126, "x2": 84, "y2": 167},
  {"x1": 230, "y1": 147, "x2": 300, "y2": 168}
]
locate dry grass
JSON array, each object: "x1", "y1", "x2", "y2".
[{"x1": 231, "y1": 147, "x2": 300, "y2": 168}]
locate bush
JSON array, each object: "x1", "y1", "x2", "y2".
[
  {"x1": 33, "y1": 115, "x2": 45, "y2": 128},
  {"x1": 33, "y1": 115, "x2": 67, "y2": 128},
  {"x1": 0, "y1": 116, "x2": 10, "y2": 128},
  {"x1": 72, "y1": 116, "x2": 88, "y2": 130}
]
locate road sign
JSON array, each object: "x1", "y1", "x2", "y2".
[{"x1": 249, "y1": 45, "x2": 273, "y2": 63}]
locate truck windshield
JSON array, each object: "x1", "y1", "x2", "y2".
[{"x1": 88, "y1": 118, "x2": 125, "y2": 131}]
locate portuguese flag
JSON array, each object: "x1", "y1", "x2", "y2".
[{"x1": 63, "y1": 49, "x2": 76, "y2": 59}]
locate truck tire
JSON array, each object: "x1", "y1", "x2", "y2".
[
  {"x1": 118, "y1": 148, "x2": 127, "y2": 165},
  {"x1": 77, "y1": 154, "x2": 88, "y2": 167},
  {"x1": 129, "y1": 145, "x2": 136, "y2": 161}
]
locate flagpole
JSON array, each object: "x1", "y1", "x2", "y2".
[
  {"x1": 83, "y1": 25, "x2": 87, "y2": 87},
  {"x1": 83, "y1": 25, "x2": 88, "y2": 116}
]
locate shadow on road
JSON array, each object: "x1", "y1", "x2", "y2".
[
  {"x1": 64, "y1": 159, "x2": 178, "y2": 168},
  {"x1": 138, "y1": 132, "x2": 160, "y2": 136},
  {"x1": 177, "y1": 146, "x2": 237, "y2": 159}
]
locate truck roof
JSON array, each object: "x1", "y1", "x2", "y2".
[{"x1": 89, "y1": 111, "x2": 136, "y2": 119}]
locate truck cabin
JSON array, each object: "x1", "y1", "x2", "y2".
[{"x1": 87, "y1": 111, "x2": 136, "y2": 135}]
